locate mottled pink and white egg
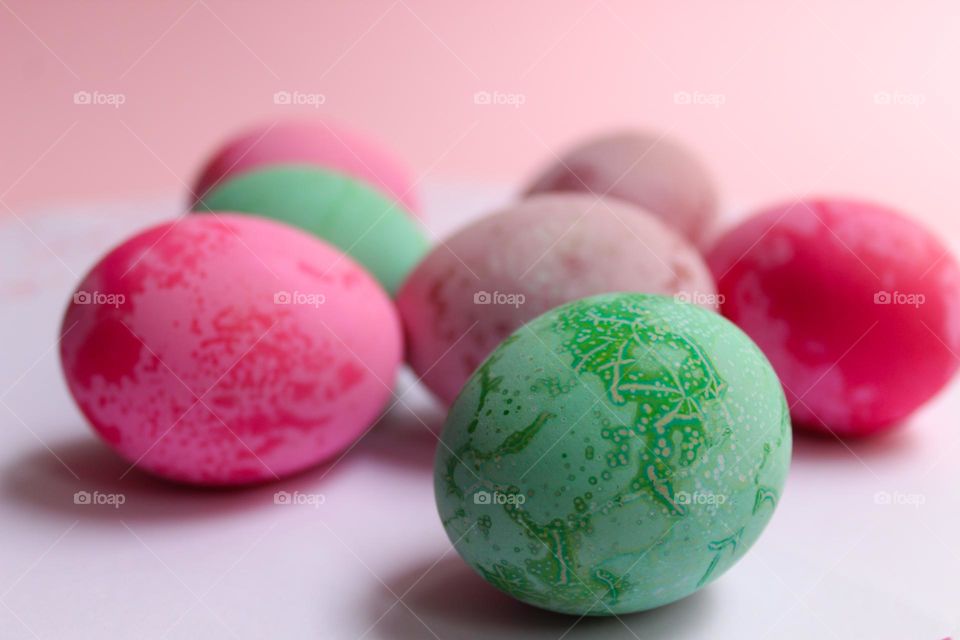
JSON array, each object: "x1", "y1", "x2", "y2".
[
  {"x1": 396, "y1": 193, "x2": 718, "y2": 406},
  {"x1": 60, "y1": 214, "x2": 401, "y2": 485},
  {"x1": 524, "y1": 131, "x2": 718, "y2": 245},
  {"x1": 708, "y1": 198, "x2": 960, "y2": 436}
]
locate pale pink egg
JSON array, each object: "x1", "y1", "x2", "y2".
[
  {"x1": 708, "y1": 198, "x2": 960, "y2": 436},
  {"x1": 192, "y1": 119, "x2": 420, "y2": 215},
  {"x1": 396, "y1": 193, "x2": 717, "y2": 405},
  {"x1": 524, "y1": 131, "x2": 718, "y2": 245},
  {"x1": 60, "y1": 214, "x2": 401, "y2": 485}
]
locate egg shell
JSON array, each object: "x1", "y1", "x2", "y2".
[
  {"x1": 60, "y1": 214, "x2": 401, "y2": 486},
  {"x1": 192, "y1": 119, "x2": 420, "y2": 215},
  {"x1": 193, "y1": 166, "x2": 430, "y2": 295},
  {"x1": 707, "y1": 198, "x2": 960, "y2": 436},
  {"x1": 524, "y1": 131, "x2": 718, "y2": 245},
  {"x1": 436, "y1": 293, "x2": 791, "y2": 615},
  {"x1": 397, "y1": 193, "x2": 717, "y2": 406}
]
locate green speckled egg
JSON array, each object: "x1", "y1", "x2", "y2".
[
  {"x1": 435, "y1": 293, "x2": 791, "y2": 615},
  {"x1": 193, "y1": 165, "x2": 429, "y2": 295}
]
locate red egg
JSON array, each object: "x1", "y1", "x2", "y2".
[
  {"x1": 60, "y1": 214, "x2": 401, "y2": 485},
  {"x1": 708, "y1": 198, "x2": 960, "y2": 436}
]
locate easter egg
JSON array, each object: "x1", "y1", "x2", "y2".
[
  {"x1": 436, "y1": 293, "x2": 791, "y2": 615},
  {"x1": 193, "y1": 166, "x2": 430, "y2": 295},
  {"x1": 60, "y1": 214, "x2": 401, "y2": 485},
  {"x1": 397, "y1": 193, "x2": 717, "y2": 406},
  {"x1": 192, "y1": 119, "x2": 420, "y2": 214},
  {"x1": 707, "y1": 198, "x2": 960, "y2": 436},
  {"x1": 524, "y1": 131, "x2": 718, "y2": 245}
]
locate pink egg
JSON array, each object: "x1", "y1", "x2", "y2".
[
  {"x1": 524, "y1": 131, "x2": 718, "y2": 245},
  {"x1": 60, "y1": 214, "x2": 401, "y2": 485},
  {"x1": 708, "y1": 198, "x2": 960, "y2": 436},
  {"x1": 192, "y1": 119, "x2": 420, "y2": 215},
  {"x1": 397, "y1": 193, "x2": 717, "y2": 405}
]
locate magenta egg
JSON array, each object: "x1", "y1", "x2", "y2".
[
  {"x1": 524, "y1": 131, "x2": 718, "y2": 245},
  {"x1": 396, "y1": 193, "x2": 717, "y2": 406},
  {"x1": 192, "y1": 119, "x2": 420, "y2": 215},
  {"x1": 60, "y1": 214, "x2": 401, "y2": 485},
  {"x1": 707, "y1": 198, "x2": 960, "y2": 436}
]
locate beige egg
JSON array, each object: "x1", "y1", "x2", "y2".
[
  {"x1": 396, "y1": 193, "x2": 717, "y2": 405},
  {"x1": 524, "y1": 131, "x2": 718, "y2": 245}
]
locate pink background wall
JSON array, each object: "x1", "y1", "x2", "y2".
[{"x1": 3, "y1": 1, "x2": 959, "y2": 235}]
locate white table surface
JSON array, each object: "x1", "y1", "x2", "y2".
[{"x1": 1, "y1": 183, "x2": 959, "y2": 639}]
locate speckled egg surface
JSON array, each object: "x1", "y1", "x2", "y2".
[
  {"x1": 524, "y1": 131, "x2": 718, "y2": 246},
  {"x1": 708, "y1": 198, "x2": 960, "y2": 436},
  {"x1": 60, "y1": 214, "x2": 401, "y2": 485},
  {"x1": 193, "y1": 166, "x2": 429, "y2": 295},
  {"x1": 397, "y1": 193, "x2": 717, "y2": 406},
  {"x1": 436, "y1": 293, "x2": 790, "y2": 615},
  {"x1": 191, "y1": 119, "x2": 420, "y2": 214}
]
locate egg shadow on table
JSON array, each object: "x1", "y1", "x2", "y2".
[
  {"x1": 0, "y1": 432, "x2": 357, "y2": 524},
  {"x1": 355, "y1": 397, "x2": 445, "y2": 474},
  {"x1": 365, "y1": 554, "x2": 718, "y2": 640},
  {"x1": 790, "y1": 419, "x2": 923, "y2": 464},
  {"x1": 2, "y1": 369, "x2": 446, "y2": 523}
]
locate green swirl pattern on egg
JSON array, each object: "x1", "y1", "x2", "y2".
[{"x1": 435, "y1": 292, "x2": 791, "y2": 615}]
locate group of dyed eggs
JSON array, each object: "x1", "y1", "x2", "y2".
[{"x1": 59, "y1": 119, "x2": 960, "y2": 616}]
